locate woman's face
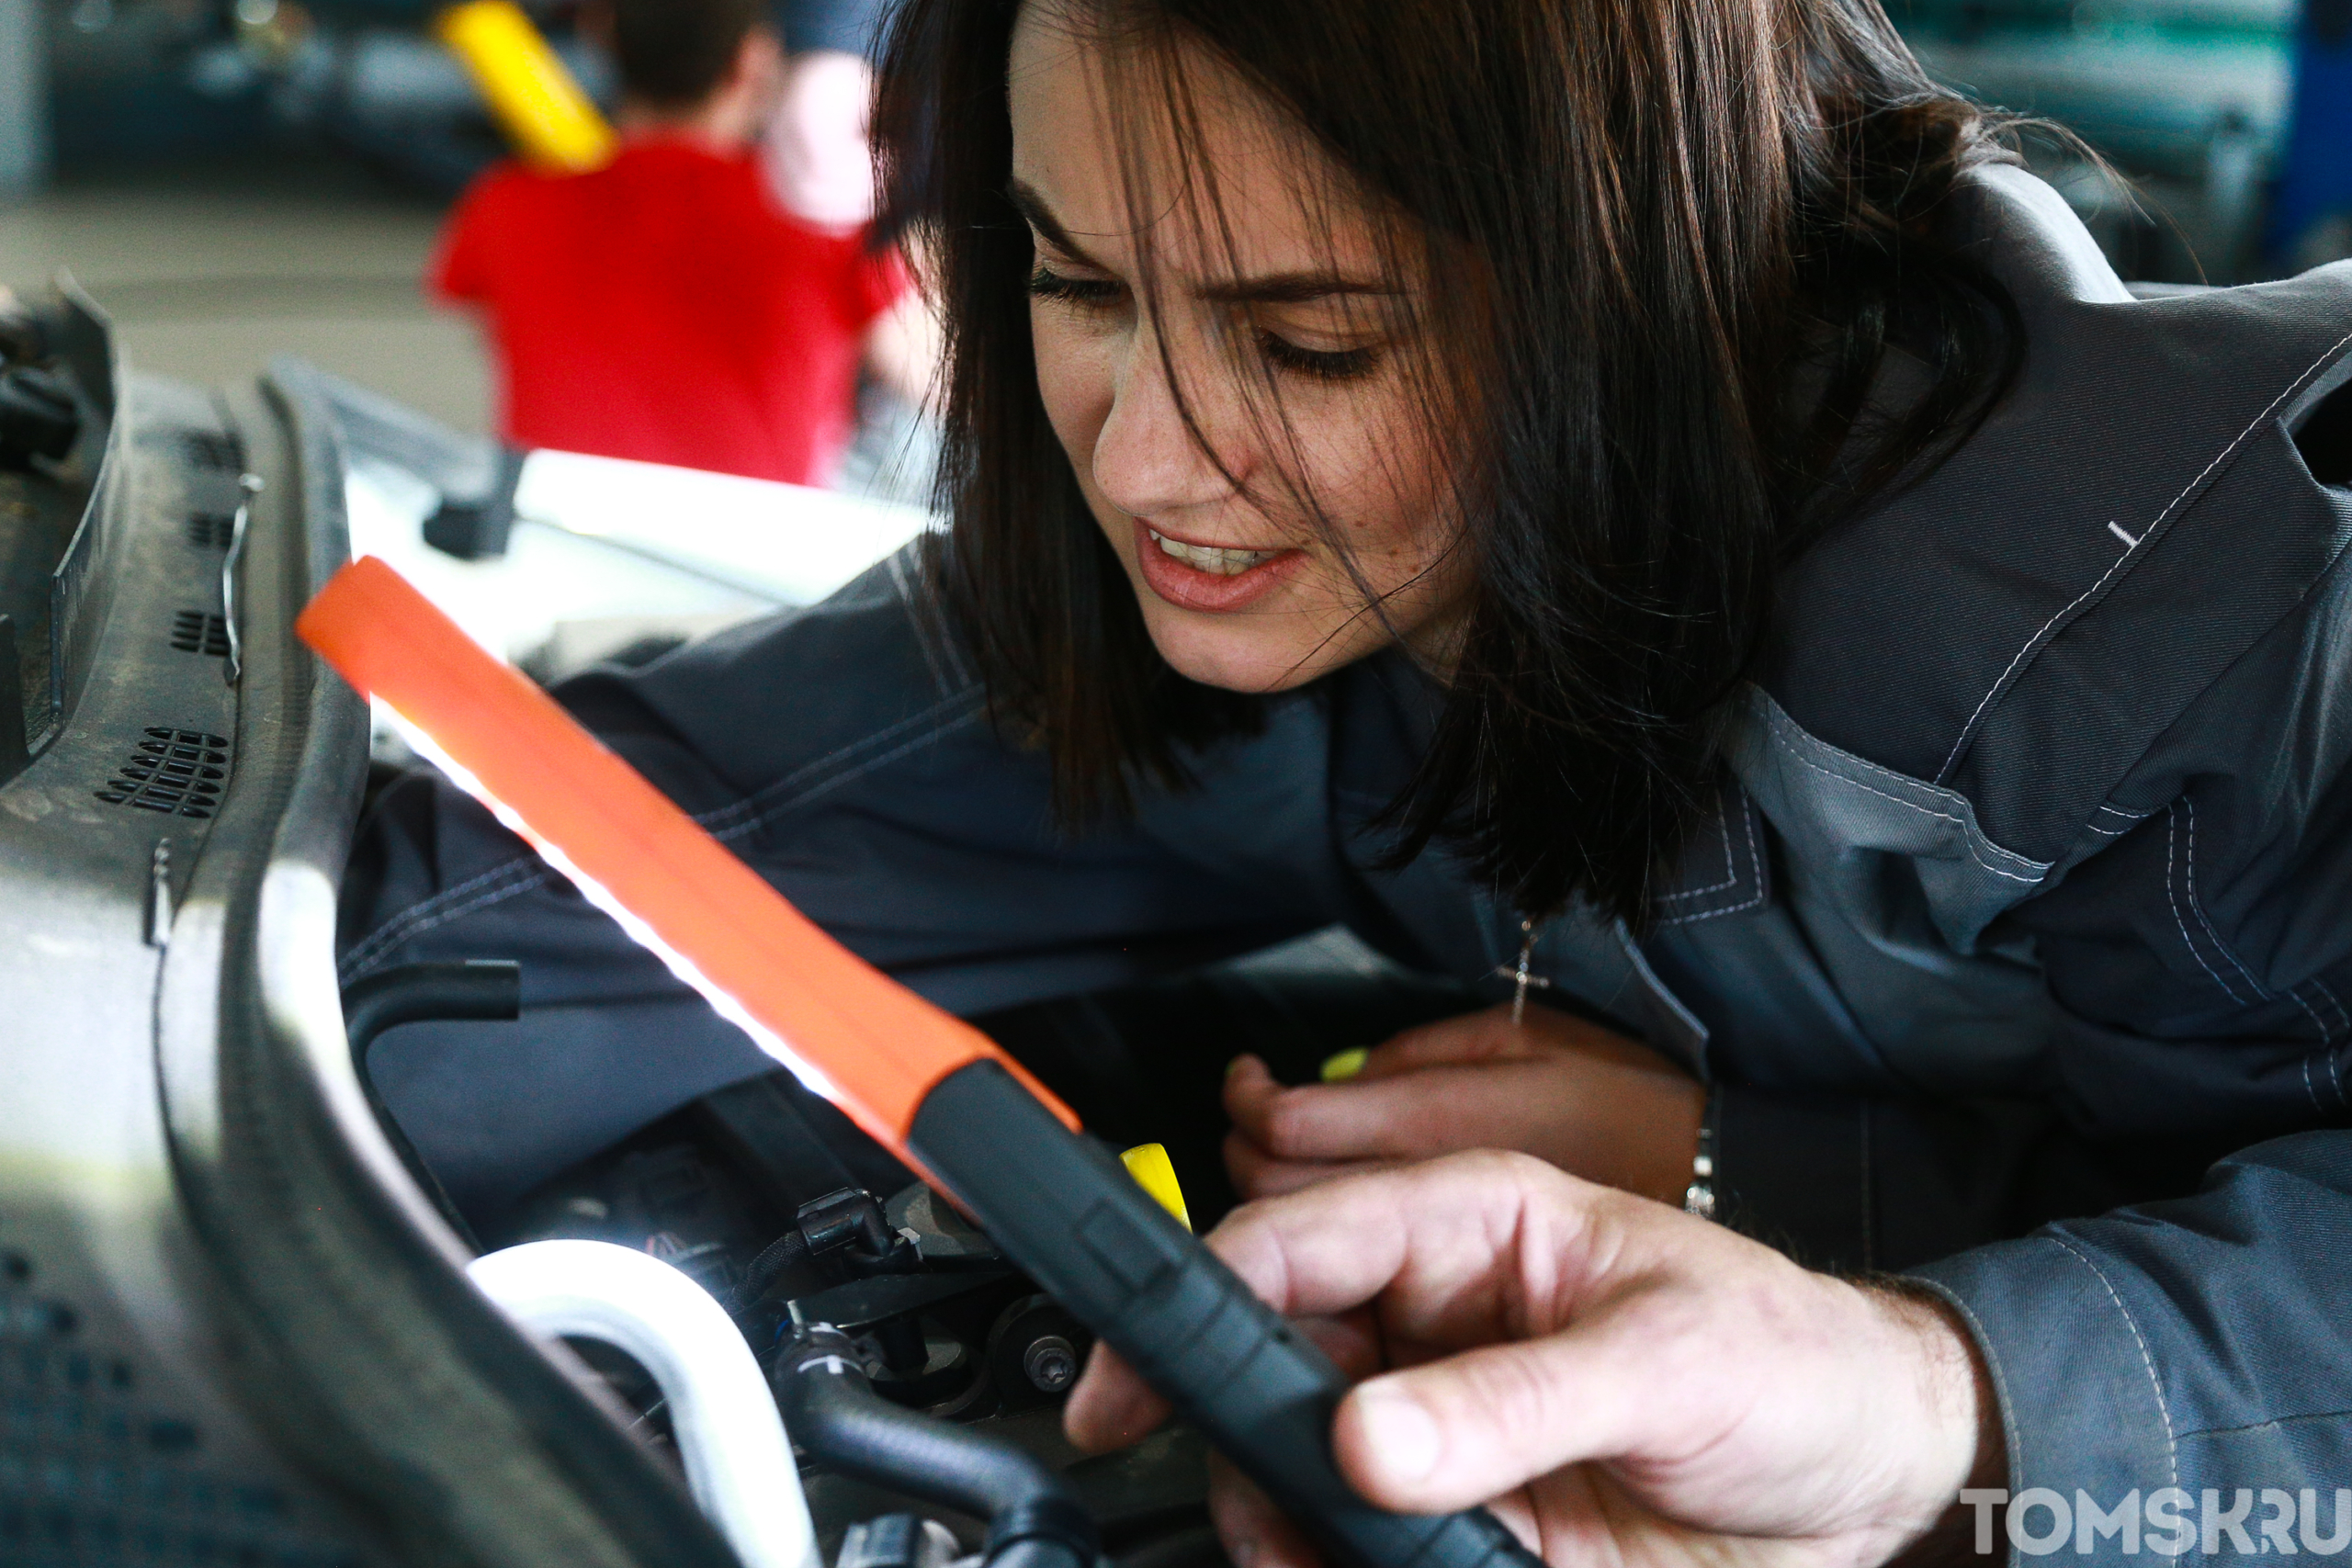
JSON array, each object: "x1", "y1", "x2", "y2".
[{"x1": 1007, "y1": 8, "x2": 1471, "y2": 694}]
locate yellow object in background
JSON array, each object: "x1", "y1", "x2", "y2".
[
  {"x1": 435, "y1": 0, "x2": 616, "y2": 173},
  {"x1": 1319, "y1": 1046, "x2": 1369, "y2": 1083},
  {"x1": 1120, "y1": 1144, "x2": 1192, "y2": 1232}
]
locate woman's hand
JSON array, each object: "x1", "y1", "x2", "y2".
[
  {"x1": 1224, "y1": 1003, "x2": 1705, "y2": 1204},
  {"x1": 1068, "y1": 1154, "x2": 1997, "y2": 1568}
]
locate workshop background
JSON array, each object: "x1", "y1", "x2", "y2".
[{"x1": 0, "y1": 0, "x2": 2339, "y2": 440}]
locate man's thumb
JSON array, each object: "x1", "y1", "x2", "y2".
[{"x1": 1331, "y1": 1336, "x2": 1617, "y2": 1513}]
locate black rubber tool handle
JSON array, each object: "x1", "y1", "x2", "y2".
[{"x1": 910, "y1": 1060, "x2": 1538, "y2": 1568}]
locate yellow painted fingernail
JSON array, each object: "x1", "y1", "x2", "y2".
[{"x1": 1319, "y1": 1046, "x2": 1369, "y2": 1083}]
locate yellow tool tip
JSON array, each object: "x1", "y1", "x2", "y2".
[{"x1": 1119, "y1": 1143, "x2": 1191, "y2": 1232}]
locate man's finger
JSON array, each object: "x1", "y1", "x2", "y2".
[
  {"x1": 1331, "y1": 1326, "x2": 1673, "y2": 1514},
  {"x1": 1221, "y1": 1129, "x2": 1387, "y2": 1200},
  {"x1": 1205, "y1": 1151, "x2": 1605, "y2": 1332},
  {"x1": 1206, "y1": 1453, "x2": 1323, "y2": 1568},
  {"x1": 1063, "y1": 1340, "x2": 1171, "y2": 1453}
]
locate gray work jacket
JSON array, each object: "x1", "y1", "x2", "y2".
[{"x1": 343, "y1": 164, "x2": 2352, "y2": 1543}]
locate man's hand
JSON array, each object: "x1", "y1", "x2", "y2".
[
  {"x1": 1068, "y1": 1154, "x2": 1998, "y2": 1568},
  {"x1": 1224, "y1": 1003, "x2": 1705, "y2": 1204}
]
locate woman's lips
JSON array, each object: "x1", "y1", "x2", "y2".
[{"x1": 1130, "y1": 519, "x2": 1304, "y2": 612}]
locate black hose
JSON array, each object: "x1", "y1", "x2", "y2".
[
  {"x1": 344, "y1": 960, "x2": 523, "y2": 1072},
  {"x1": 730, "y1": 1229, "x2": 809, "y2": 1312},
  {"x1": 778, "y1": 1328, "x2": 1099, "y2": 1568}
]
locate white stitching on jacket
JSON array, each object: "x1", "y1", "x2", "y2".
[
  {"x1": 2312, "y1": 978, "x2": 2352, "y2": 1037},
  {"x1": 338, "y1": 859, "x2": 553, "y2": 985},
  {"x1": 2289, "y1": 985, "x2": 2337, "y2": 1043},
  {"x1": 2165, "y1": 805, "x2": 2249, "y2": 1005},
  {"x1": 1937, "y1": 326, "x2": 2352, "y2": 784},
  {"x1": 1767, "y1": 728, "x2": 2047, "y2": 884},
  {"x1": 346, "y1": 705, "x2": 987, "y2": 983},
  {"x1": 712, "y1": 707, "x2": 988, "y2": 843},
  {"x1": 1657, "y1": 795, "x2": 1770, "y2": 925},
  {"x1": 1657, "y1": 806, "x2": 1739, "y2": 901},
  {"x1": 2044, "y1": 1233, "x2": 2181, "y2": 1493},
  {"x1": 2183, "y1": 799, "x2": 2272, "y2": 1002},
  {"x1": 338, "y1": 856, "x2": 545, "y2": 982},
  {"x1": 695, "y1": 691, "x2": 980, "y2": 836},
  {"x1": 1918, "y1": 1285, "x2": 2028, "y2": 1508}
]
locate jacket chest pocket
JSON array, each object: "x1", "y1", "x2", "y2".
[{"x1": 1715, "y1": 687, "x2": 2062, "y2": 1092}]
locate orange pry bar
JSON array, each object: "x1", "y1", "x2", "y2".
[{"x1": 297, "y1": 555, "x2": 1077, "y2": 1156}]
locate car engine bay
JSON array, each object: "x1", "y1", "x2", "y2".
[{"x1": 0, "y1": 288, "x2": 1489, "y2": 1568}]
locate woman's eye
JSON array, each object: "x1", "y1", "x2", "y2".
[
  {"x1": 1255, "y1": 331, "x2": 1379, "y2": 382},
  {"x1": 1027, "y1": 267, "x2": 1125, "y2": 309}
]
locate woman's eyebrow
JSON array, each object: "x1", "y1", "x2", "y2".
[
  {"x1": 1197, "y1": 273, "x2": 1403, "y2": 305},
  {"x1": 1007, "y1": 179, "x2": 1401, "y2": 302},
  {"x1": 1006, "y1": 180, "x2": 1101, "y2": 266}
]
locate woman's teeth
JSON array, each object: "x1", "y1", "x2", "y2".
[{"x1": 1148, "y1": 528, "x2": 1280, "y2": 577}]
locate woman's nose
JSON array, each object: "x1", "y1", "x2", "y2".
[{"x1": 1090, "y1": 321, "x2": 1238, "y2": 519}]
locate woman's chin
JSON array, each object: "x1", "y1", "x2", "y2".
[{"x1": 1140, "y1": 610, "x2": 1367, "y2": 694}]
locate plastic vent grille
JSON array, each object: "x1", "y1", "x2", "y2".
[
  {"x1": 91, "y1": 730, "x2": 229, "y2": 819},
  {"x1": 1, "y1": 1247, "x2": 361, "y2": 1567},
  {"x1": 184, "y1": 513, "x2": 233, "y2": 549},
  {"x1": 176, "y1": 431, "x2": 243, "y2": 473},
  {"x1": 167, "y1": 612, "x2": 229, "y2": 659}
]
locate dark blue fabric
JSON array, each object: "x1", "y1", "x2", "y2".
[{"x1": 341, "y1": 169, "x2": 2352, "y2": 1544}]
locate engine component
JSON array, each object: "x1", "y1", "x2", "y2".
[
  {"x1": 985, "y1": 1294, "x2": 1091, "y2": 1409},
  {"x1": 420, "y1": 440, "x2": 526, "y2": 559},
  {"x1": 1023, "y1": 1336, "x2": 1076, "y2": 1393},
  {"x1": 839, "y1": 1515, "x2": 962, "y2": 1568},
  {"x1": 0, "y1": 289, "x2": 52, "y2": 365},
  {"x1": 344, "y1": 957, "x2": 523, "y2": 1062},
  {"x1": 0, "y1": 364, "x2": 80, "y2": 469},
  {"x1": 887, "y1": 1180, "x2": 1001, "y2": 1268},
  {"x1": 299, "y1": 554, "x2": 1544, "y2": 1568},
  {"x1": 733, "y1": 1185, "x2": 919, "y2": 1314},
  {"x1": 469, "y1": 1239, "x2": 821, "y2": 1568},
  {"x1": 777, "y1": 1326, "x2": 1101, "y2": 1568}
]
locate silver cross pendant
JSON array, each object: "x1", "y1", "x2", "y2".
[{"x1": 1493, "y1": 918, "x2": 1552, "y2": 1026}]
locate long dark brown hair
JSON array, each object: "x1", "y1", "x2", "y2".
[{"x1": 873, "y1": 0, "x2": 2021, "y2": 927}]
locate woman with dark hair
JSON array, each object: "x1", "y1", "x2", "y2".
[{"x1": 346, "y1": 0, "x2": 2352, "y2": 1560}]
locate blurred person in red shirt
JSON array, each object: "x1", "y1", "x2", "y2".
[{"x1": 431, "y1": 0, "x2": 935, "y2": 486}]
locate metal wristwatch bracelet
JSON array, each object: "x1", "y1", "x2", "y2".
[{"x1": 1683, "y1": 1086, "x2": 1719, "y2": 1220}]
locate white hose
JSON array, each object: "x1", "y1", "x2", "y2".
[{"x1": 468, "y1": 1239, "x2": 821, "y2": 1568}]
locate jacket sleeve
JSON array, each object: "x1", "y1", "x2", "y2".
[
  {"x1": 337, "y1": 552, "x2": 1351, "y2": 1213},
  {"x1": 1908, "y1": 1133, "x2": 2352, "y2": 1549},
  {"x1": 1716, "y1": 1090, "x2": 2352, "y2": 1537},
  {"x1": 1713, "y1": 745, "x2": 2352, "y2": 1539}
]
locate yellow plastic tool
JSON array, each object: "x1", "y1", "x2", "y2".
[
  {"x1": 435, "y1": 0, "x2": 616, "y2": 173},
  {"x1": 1119, "y1": 1144, "x2": 1191, "y2": 1232}
]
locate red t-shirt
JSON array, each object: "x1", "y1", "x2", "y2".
[{"x1": 433, "y1": 140, "x2": 909, "y2": 486}]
